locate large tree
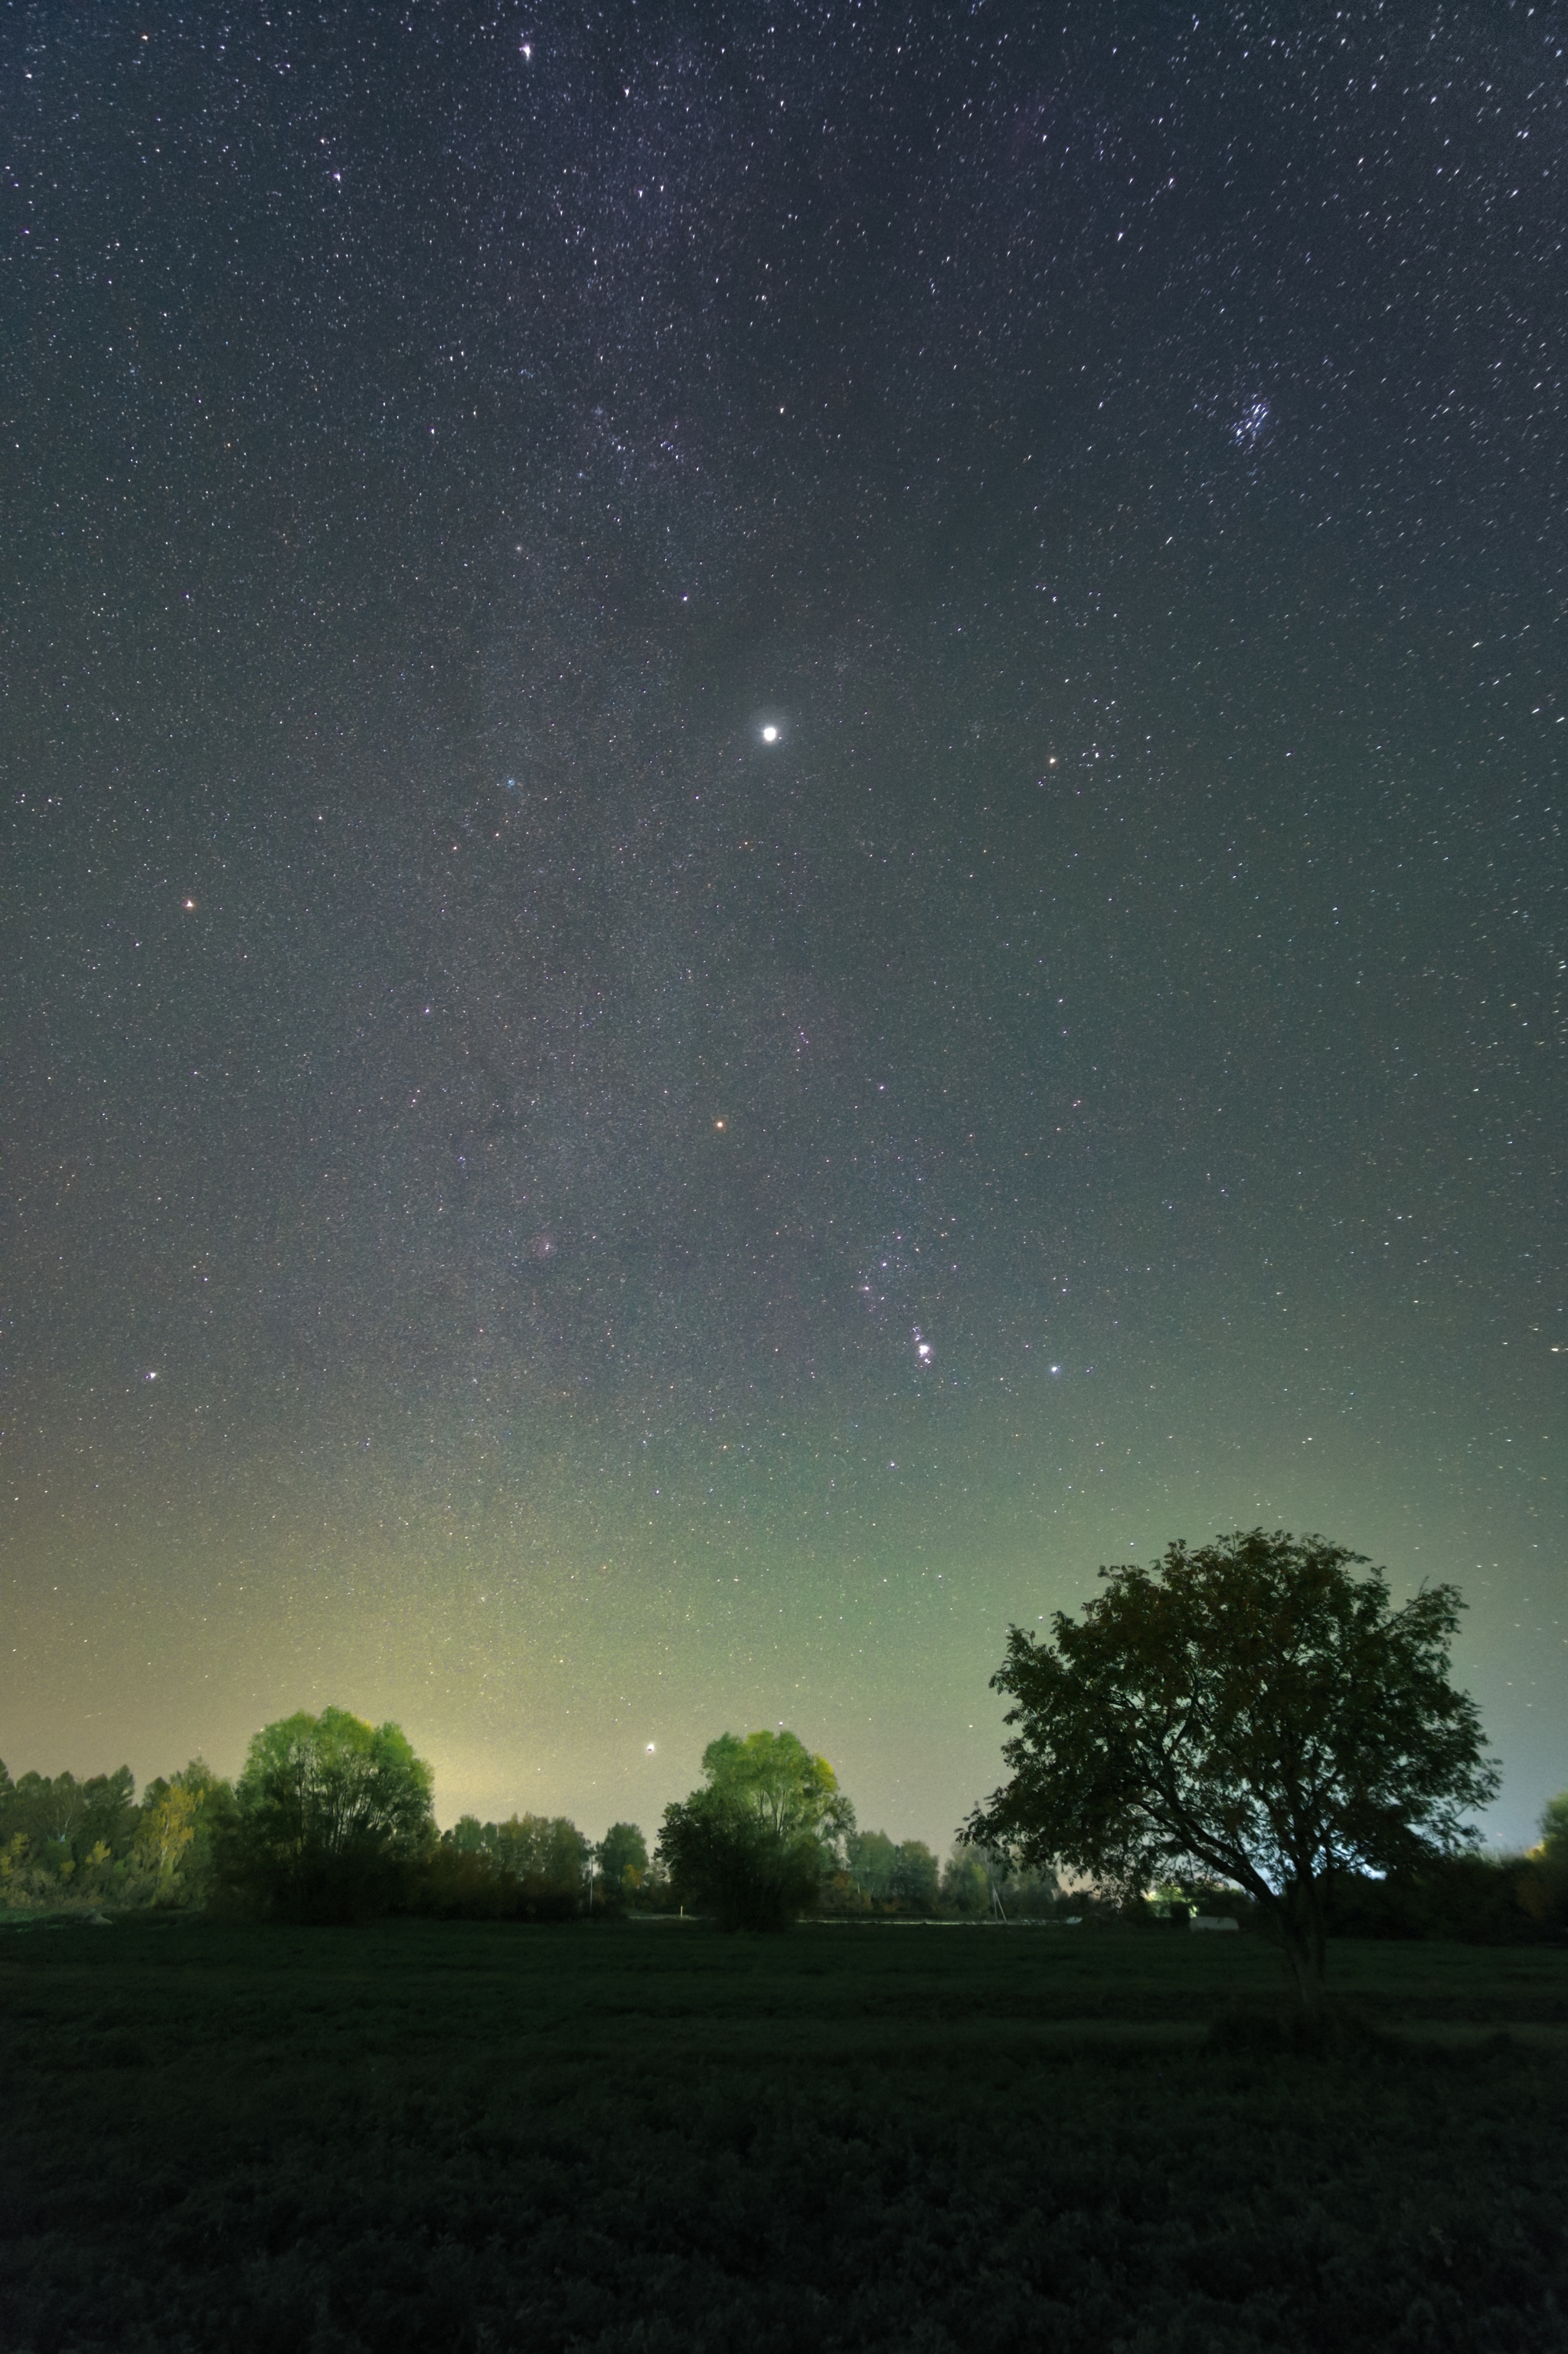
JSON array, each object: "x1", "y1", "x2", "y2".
[
  {"x1": 596, "y1": 1821, "x2": 649, "y2": 1902},
  {"x1": 966, "y1": 1529, "x2": 1498, "y2": 2009},
  {"x1": 135, "y1": 1760, "x2": 233, "y2": 1904},
  {"x1": 658, "y1": 1730, "x2": 853, "y2": 1931},
  {"x1": 220, "y1": 1707, "x2": 435, "y2": 1921}
]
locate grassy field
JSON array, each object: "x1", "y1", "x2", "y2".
[{"x1": 2, "y1": 1915, "x2": 1564, "y2": 2353}]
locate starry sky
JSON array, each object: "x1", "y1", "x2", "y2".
[{"x1": 5, "y1": 2, "x2": 1564, "y2": 1854}]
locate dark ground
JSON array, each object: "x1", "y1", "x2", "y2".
[{"x1": 2, "y1": 1915, "x2": 1563, "y2": 2352}]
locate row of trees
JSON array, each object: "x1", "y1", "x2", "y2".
[
  {"x1": 8, "y1": 1534, "x2": 1567, "y2": 2001},
  {"x1": 0, "y1": 1757, "x2": 230, "y2": 1914},
  {"x1": 0, "y1": 1718, "x2": 1055, "y2": 1928},
  {"x1": 649, "y1": 1730, "x2": 1068, "y2": 1928},
  {"x1": 0, "y1": 1716, "x2": 622, "y2": 1926}
]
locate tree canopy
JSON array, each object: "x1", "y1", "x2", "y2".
[
  {"x1": 698, "y1": 1730, "x2": 854, "y2": 1838},
  {"x1": 221, "y1": 1707, "x2": 436, "y2": 1921},
  {"x1": 966, "y1": 1529, "x2": 1498, "y2": 2007},
  {"x1": 658, "y1": 1728, "x2": 853, "y2": 1930},
  {"x1": 1, "y1": 1757, "x2": 232, "y2": 1914},
  {"x1": 845, "y1": 1829, "x2": 940, "y2": 1914},
  {"x1": 596, "y1": 1821, "x2": 649, "y2": 1900}
]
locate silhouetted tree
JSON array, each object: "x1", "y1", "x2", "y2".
[
  {"x1": 967, "y1": 1529, "x2": 1498, "y2": 2013},
  {"x1": 488, "y1": 1813, "x2": 590, "y2": 1908},
  {"x1": 219, "y1": 1708, "x2": 435, "y2": 1921},
  {"x1": 658, "y1": 1730, "x2": 853, "y2": 1931},
  {"x1": 845, "y1": 1828, "x2": 898, "y2": 1904},
  {"x1": 1526, "y1": 1790, "x2": 1568, "y2": 1932},
  {"x1": 423, "y1": 1811, "x2": 590, "y2": 1917},
  {"x1": 596, "y1": 1821, "x2": 649, "y2": 1904},
  {"x1": 0, "y1": 1765, "x2": 139, "y2": 1902},
  {"x1": 890, "y1": 1839, "x2": 939, "y2": 1913},
  {"x1": 939, "y1": 1842, "x2": 991, "y2": 1917},
  {"x1": 840, "y1": 1830, "x2": 939, "y2": 1914},
  {"x1": 135, "y1": 1760, "x2": 232, "y2": 1905}
]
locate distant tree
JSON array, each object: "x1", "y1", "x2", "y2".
[
  {"x1": 2, "y1": 1764, "x2": 137, "y2": 1854},
  {"x1": 842, "y1": 1830, "x2": 939, "y2": 1914},
  {"x1": 966, "y1": 1530, "x2": 1498, "y2": 2013},
  {"x1": 890, "y1": 1839, "x2": 940, "y2": 1914},
  {"x1": 996, "y1": 1859, "x2": 1063, "y2": 1918},
  {"x1": 658, "y1": 1729, "x2": 853, "y2": 1931},
  {"x1": 936, "y1": 1839, "x2": 1059, "y2": 1918},
  {"x1": 487, "y1": 1813, "x2": 590, "y2": 1906},
  {"x1": 939, "y1": 1843, "x2": 991, "y2": 1918},
  {"x1": 596, "y1": 1821, "x2": 649, "y2": 1901},
  {"x1": 1325, "y1": 1849, "x2": 1544, "y2": 1944},
  {"x1": 845, "y1": 1829, "x2": 897, "y2": 1904},
  {"x1": 424, "y1": 1813, "x2": 591, "y2": 1917},
  {"x1": 1538, "y1": 1792, "x2": 1568, "y2": 1868},
  {"x1": 1527, "y1": 1790, "x2": 1568, "y2": 1931},
  {"x1": 220, "y1": 1708, "x2": 436, "y2": 1922},
  {"x1": 0, "y1": 1766, "x2": 139, "y2": 1889},
  {"x1": 141, "y1": 1783, "x2": 199, "y2": 1878},
  {"x1": 135, "y1": 1761, "x2": 232, "y2": 1904},
  {"x1": 0, "y1": 1763, "x2": 162, "y2": 1912}
]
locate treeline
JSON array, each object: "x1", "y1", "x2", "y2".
[
  {"x1": 0, "y1": 1724, "x2": 1058, "y2": 1927},
  {"x1": 0, "y1": 1757, "x2": 229, "y2": 1916},
  {"x1": 411, "y1": 1813, "x2": 652, "y2": 1921},
  {"x1": 1321, "y1": 1843, "x2": 1568, "y2": 1944},
  {"x1": 6, "y1": 1714, "x2": 1567, "y2": 1940}
]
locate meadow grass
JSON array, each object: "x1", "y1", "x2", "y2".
[{"x1": 2, "y1": 1914, "x2": 1563, "y2": 2352}]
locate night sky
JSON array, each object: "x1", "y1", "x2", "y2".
[{"x1": 5, "y1": 3, "x2": 1564, "y2": 1855}]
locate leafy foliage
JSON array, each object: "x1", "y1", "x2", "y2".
[
  {"x1": 936, "y1": 1839, "x2": 1064, "y2": 1919},
  {"x1": 843, "y1": 1829, "x2": 940, "y2": 1913},
  {"x1": 595, "y1": 1820, "x2": 649, "y2": 1904},
  {"x1": 658, "y1": 1729, "x2": 853, "y2": 1930},
  {"x1": 939, "y1": 1842, "x2": 992, "y2": 1917},
  {"x1": 699, "y1": 1730, "x2": 854, "y2": 1841},
  {"x1": 410, "y1": 1813, "x2": 592, "y2": 1918},
  {"x1": 0, "y1": 1763, "x2": 137, "y2": 1864},
  {"x1": 1324, "y1": 1852, "x2": 1551, "y2": 1944},
  {"x1": 0, "y1": 1758, "x2": 233, "y2": 1915},
  {"x1": 2, "y1": 1764, "x2": 138, "y2": 1912},
  {"x1": 968, "y1": 1530, "x2": 1499, "y2": 2006},
  {"x1": 218, "y1": 1708, "x2": 436, "y2": 1922},
  {"x1": 1528, "y1": 1790, "x2": 1568, "y2": 1930},
  {"x1": 1538, "y1": 1790, "x2": 1568, "y2": 1863},
  {"x1": 133, "y1": 1761, "x2": 233, "y2": 1905}
]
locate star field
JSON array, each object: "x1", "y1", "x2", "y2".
[{"x1": 4, "y1": 4, "x2": 1564, "y2": 1849}]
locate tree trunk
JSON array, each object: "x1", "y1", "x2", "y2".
[{"x1": 1277, "y1": 1878, "x2": 1328, "y2": 2016}]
